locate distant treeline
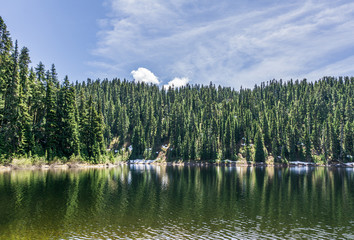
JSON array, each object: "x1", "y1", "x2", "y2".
[{"x1": 0, "y1": 16, "x2": 353, "y2": 163}]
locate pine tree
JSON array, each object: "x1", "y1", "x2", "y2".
[
  {"x1": 304, "y1": 130, "x2": 312, "y2": 162},
  {"x1": 344, "y1": 121, "x2": 353, "y2": 159},
  {"x1": 131, "y1": 119, "x2": 145, "y2": 159},
  {"x1": 57, "y1": 76, "x2": 79, "y2": 157},
  {"x1": 81, "y1": 95, "x2": 105, "y2": 161},
  {"x1": 329, "y1": 118, "x2": 340, "y2": 160},
  {"x1": 0, "y1": 19, "x2": 353, "y2": 165},
  {"x1": 254, "y1": 128, "x2": 265, "y2": 162},
  {"x1": 262, "y1": 112, "x2": 270, "y2": 150},
  {"x1": 31, "y1": 63, "x2": 46, "y2": 151},
  {"x1": 96, "y1": 101, "x2": 105, "y2": 154},
  {"x1": 2, "y1": 40, "x2": 20, "y2": 152},
  {"x1": 0, "y1": 16, "x2": 13, "y2": 124},
  {"x1": 321, "y1": 122, "x2": 329, "y2": 163},
  {"x1": 17, "y1": 46, "x2": 32, "y2": 153},
  {"x1": 35, "y1": 61, "x2": 45, "y2": 83},
  {"x1": 44, "y1": 74, "x2": 57, "y2": 159},
  {"x1": 271, "y1": 138, "x2": 279, "y2": 161},
  {"x1": 50, "y1": 64, "x2": 59, "y2": 88}
]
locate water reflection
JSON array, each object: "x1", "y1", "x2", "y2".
[{"x1": 0, "y1": 166, "x2": 353, "y2": 239}]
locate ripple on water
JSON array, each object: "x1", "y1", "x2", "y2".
[
  {"x1": 64, "y1": 217, "x2": 353, "y2": 240},
  {"x1": 1, "y1": 166, "x2": 353, "y2": 239}
]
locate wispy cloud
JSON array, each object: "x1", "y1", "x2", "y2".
[{"x1": 92, "y1": 0, "x2": 354, "y2": 88}]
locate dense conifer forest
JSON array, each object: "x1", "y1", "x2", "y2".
[{"x1": 0, "y1": 16, "x2": 353, "y2": 163}]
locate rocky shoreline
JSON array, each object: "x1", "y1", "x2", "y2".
[
  {"x1": 0, "y1": 162, "x2": 120, "y2": 171},
  {"x1": 1, "y1": 160, "x2": 353, "y2": 171}
]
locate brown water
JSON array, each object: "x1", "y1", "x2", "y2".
[{"x1": 0, "y1": 165, "x2": 353, "y2": 239}]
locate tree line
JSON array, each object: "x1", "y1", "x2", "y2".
[{"x1": 0, "y1": 16, "x2": 353, "y2": 163}]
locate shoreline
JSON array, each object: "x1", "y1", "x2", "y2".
[
  {"x1": 0, "y1": 162, "x2": 121, "y2": 172},
  {"x1": 1, "y1": 160, "x2": 353, "y2": 172}
]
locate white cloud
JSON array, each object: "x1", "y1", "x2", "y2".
[
  {"x1": 93, "y1": 0, "x2": 354, "y2": 88},
  {"x1": 131, "y1": 67, "x2": 159, "y2": 84},
  {"x1": 164, "y1": 77, "x2": 189, "y2": 89}
]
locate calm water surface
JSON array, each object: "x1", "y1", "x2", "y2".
[{"x1": 0, "y1": 165, "x2": 353, "y2": 239}]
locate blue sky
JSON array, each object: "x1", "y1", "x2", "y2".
[{"x1": 1, "y1": 0, "x2": 354, "y2": 88}]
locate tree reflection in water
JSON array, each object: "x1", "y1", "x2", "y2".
[{"x1": 0, "y1": 166, "x2": 353, "y2": 239}]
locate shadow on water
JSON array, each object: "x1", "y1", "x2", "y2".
[{"x1": 0, "y1": 166, "x2": 353, "y2": 239}]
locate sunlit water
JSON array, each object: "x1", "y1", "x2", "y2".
[{"x1": 0, "y1": 165, "x2": 353, "y2": 239}]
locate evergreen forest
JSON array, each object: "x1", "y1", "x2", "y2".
[{"x1": 0, "y1": 16, "x2": 353, "y2": 164}]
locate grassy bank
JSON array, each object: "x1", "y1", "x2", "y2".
[{"x1": 0, "y1": 151, "x2": 131, "y2": 170}]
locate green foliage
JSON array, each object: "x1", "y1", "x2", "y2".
[
  {"x1": 254, "y1": 129, "x2": 265, "y2": 162},
  {"x1": 56, "y1": 76, "x2": 80, "y2": 157},
  {"x1": 80, "y1": 96, "x2": 104, "y2": 161},
  {"x1": 0, "y1": 16, "x2": 353, "y2": 163}
]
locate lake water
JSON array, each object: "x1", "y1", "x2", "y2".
[{"x1": 0, "y1": 165, "x2": 353, "y2": 239}]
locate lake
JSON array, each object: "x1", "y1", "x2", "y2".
[{"x1": 0, "y1": 165, "x2": 353, "y2": 239}]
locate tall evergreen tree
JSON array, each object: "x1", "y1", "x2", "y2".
[
  {"x1": 44, "y1": 73, "x2": 57, "y2": 159},
  {"x1": 0, "y1": 16, "x2": 13, "y2": 124},
  {"x1": 81, "y1": 95, "x2": 105, "y2": 161},
  {"x1": 17, "y1": 46, "x2": 32, "y2": 152},
  {"x1": 2, "y1": 40, "x2": 20, "y2": 152},
  {"x1": 254, "y1": 128, "x2": 265, "y2": 162},
  {"x1": 1, "y1": 14, "x2": 354, "y2": 164},
  {"x1": 57, "y1": 76, "x2": 79, "y2": 157},
  {"x1": 344, "y1": 121, "x2": 353, "y2": 159}
]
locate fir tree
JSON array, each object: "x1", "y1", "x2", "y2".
[
  {"x1": 254, "y1": 129, "x2": 265, "y2": 162},
  {"x1": 0, "y1": 15, "x2": 353, "y2": 164},
  {"x1": 2, "y1": 40, "x2": 20, "y2": 152},
  {"x1": 344, "y1": 121, "x2": 353, "y2": 159},
  {"x1": 57, "y1": 76, "x2": 79, "y2": 157},
  {"x1": 17, "y1": 46, "x2": 32, "y2": 152},
  {"x1": 44, "y1": 75, "x2": 57, "y2": 159}
]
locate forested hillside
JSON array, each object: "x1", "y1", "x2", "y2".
[{"x1": 1, "y1": 16, "x2": 353, "y2": 163}]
